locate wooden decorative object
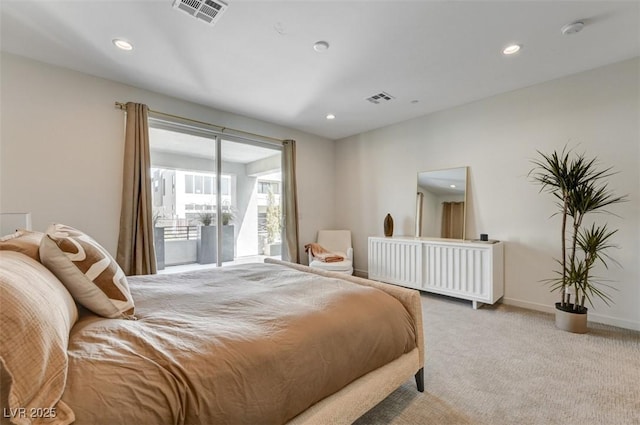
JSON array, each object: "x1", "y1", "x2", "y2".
[{"x1": 384, "y1": 213, "x2": 394, "y2": 237}]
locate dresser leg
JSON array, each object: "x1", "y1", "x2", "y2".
[{"x1": 472, "y1": 300, "x2": 485, "y2": 309}]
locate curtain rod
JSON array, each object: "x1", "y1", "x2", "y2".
[{"x1": 114, "y1": 102, "x2": 285, "y2": 144}]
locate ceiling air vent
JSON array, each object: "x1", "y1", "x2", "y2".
[
  {"x1": 172, "y1": 0, "x2": 228, "y2": 26},
  {"x1": 366, "y1": 91, "x2": 395, "y2": 104}
]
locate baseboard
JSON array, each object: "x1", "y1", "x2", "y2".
[
  {"x1": 502, "y1": 297, "x2": 556, "y2": 314},
  {"x1": 503, "y1": 297, "x2": 640, "y2": 331},
  {"x1": 587, "y1": 312, "x2": 640, "y2": 331},
  {"x1": 354, "y1": 268, "x2": 368, "y2": 278}
]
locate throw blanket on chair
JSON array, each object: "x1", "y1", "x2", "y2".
[{"x1": 304, "y1": 243, "x2": 345, "y2": 263}]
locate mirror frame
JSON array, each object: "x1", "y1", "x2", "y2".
[{"x1": 415, "y1": 166, "x2": 468, "y2": 240}]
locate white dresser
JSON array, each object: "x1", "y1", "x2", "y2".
[{"x1": 368, "y1": 236, "x2": 504, "y2": 309}]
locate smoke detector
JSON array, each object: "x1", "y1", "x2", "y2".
[
  {"x1": 173, "y1": 0, "x2": 228, "y2": 26},
  {"x1": 561, "y1": 21, "x2": 584, "y2": 35}
]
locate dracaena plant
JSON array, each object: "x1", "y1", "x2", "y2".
[{"x1": 529, "y1": 146, "x2": 626, "y2": 312}]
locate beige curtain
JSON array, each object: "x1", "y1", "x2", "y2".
[
  {"x1": 441, "y1": 202, "x2": 465, "y2": 239},
  {"x1": 281, "y1": 139, "x2": 300, "y2": 263},
  {"x1": 116, "y1": 102, "x2": 157, "y2": 275}
]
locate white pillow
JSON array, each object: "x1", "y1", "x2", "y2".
[
  {"x1": 0, "y1": 229, "x2": 44, "y2": 261},
  {"x1": 0, "y1": 251, "x2": 77, "y2": 425}
]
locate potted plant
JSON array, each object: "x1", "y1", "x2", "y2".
[
  {"x1": 197, "y1": 212, "x2": 216, "y2": 264},
  {"x1": 220, "y1": 205, "x2": 235, "y2": 262},
  {"x1": 529, "y1": 147, "x2": 626, "y2": 333},
  {"x1": 197, "y1": 212, "x2": 214, "y2": 226},
  {"x1": 221, "y1": 207, "x2": 235, "y2": 226},
  {"x1": 196, "y1": 208, "x2": 235, "y2": 264}
]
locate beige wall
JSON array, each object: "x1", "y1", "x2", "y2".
[
  {"x1": 335, "y1": 58, "x2": 640, "y2": 330},
  {"x1": 2, "y1": 52, "x2": 638, "y2": 330},
  {"x1": 0, "y1": 53, "x2": 336, "y2": 262}
]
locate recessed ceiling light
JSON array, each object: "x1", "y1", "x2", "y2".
[
  {"x1": 326, "y1": 113, "x2": 336, "y2": 120},
  {"x1": 313, "y1": 41, "x2": 330, "y2": 52},
  {"x1": 450, "y1": 184, "x2": 456, "y2": 188},
  {"x1": 502, "y1": 44, "x2": 521, "y2": 55},
  {"x1": 113, "y1": 38, "x2": 133, "y2": 51}
]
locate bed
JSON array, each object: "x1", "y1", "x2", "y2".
[{"x1": 0, "y1": 227, "x2": 424, "y2": 425}]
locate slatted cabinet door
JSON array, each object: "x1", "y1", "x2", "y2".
[{"x1": 368, "y1": 237, "x2": 422, "y2": 289}]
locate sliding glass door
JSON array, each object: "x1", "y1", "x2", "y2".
[
  {"x1": 148, "y1": 119, "x2": 282, "y2": 272},
  {"x1": 220, "y1": 139, "x2": 283, "y2": 263}
]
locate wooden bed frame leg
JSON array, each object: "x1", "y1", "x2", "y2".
[{"x1": 415, "y1": 368, "x2": 424, "y2": 392}]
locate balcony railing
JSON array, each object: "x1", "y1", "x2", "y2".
[{"x1": 161, "y1": 225, "x2": 199, "y2": 240}]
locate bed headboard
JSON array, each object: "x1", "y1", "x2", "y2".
[{"x1": 0, "y1": 212, "x2": 32, "y2": 235}]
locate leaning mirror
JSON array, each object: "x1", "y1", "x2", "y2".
[{"x1": 416, "y1": 167, "x2": 468, "y2": 239}]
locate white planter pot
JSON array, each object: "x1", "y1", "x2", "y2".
[{"x1": 555, "y1": 303, "x2": 588, "y2": 334}]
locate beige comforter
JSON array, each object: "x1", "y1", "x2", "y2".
[{"x1": 62, "y1": 262, "x2": 416, "y2": 425}]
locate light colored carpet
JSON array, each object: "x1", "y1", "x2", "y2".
[{"x1": 355, "y1": 293, "x2": 640, "y2": 425}]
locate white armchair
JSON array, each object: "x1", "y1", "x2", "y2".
[{"x1": 308, "y1": 230, "x2": 353, "y2": 275}]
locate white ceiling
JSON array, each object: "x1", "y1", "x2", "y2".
[
  {"x1": 1, "y1": 1, "x2": 638, "y2": 140},
  {"x1": 418, "y1": 167, "x2": 466, "y2": 196}
]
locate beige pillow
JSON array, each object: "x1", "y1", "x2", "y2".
[
  {"x1": 0, "y1": 229, "x2": 44, "y2": 261},
  {"x1": 0, "y1": 251, "x2": 77, "y2": 425},
  {"x1": 39, "y1": 223, "x2": 136, "y2": 319}
]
